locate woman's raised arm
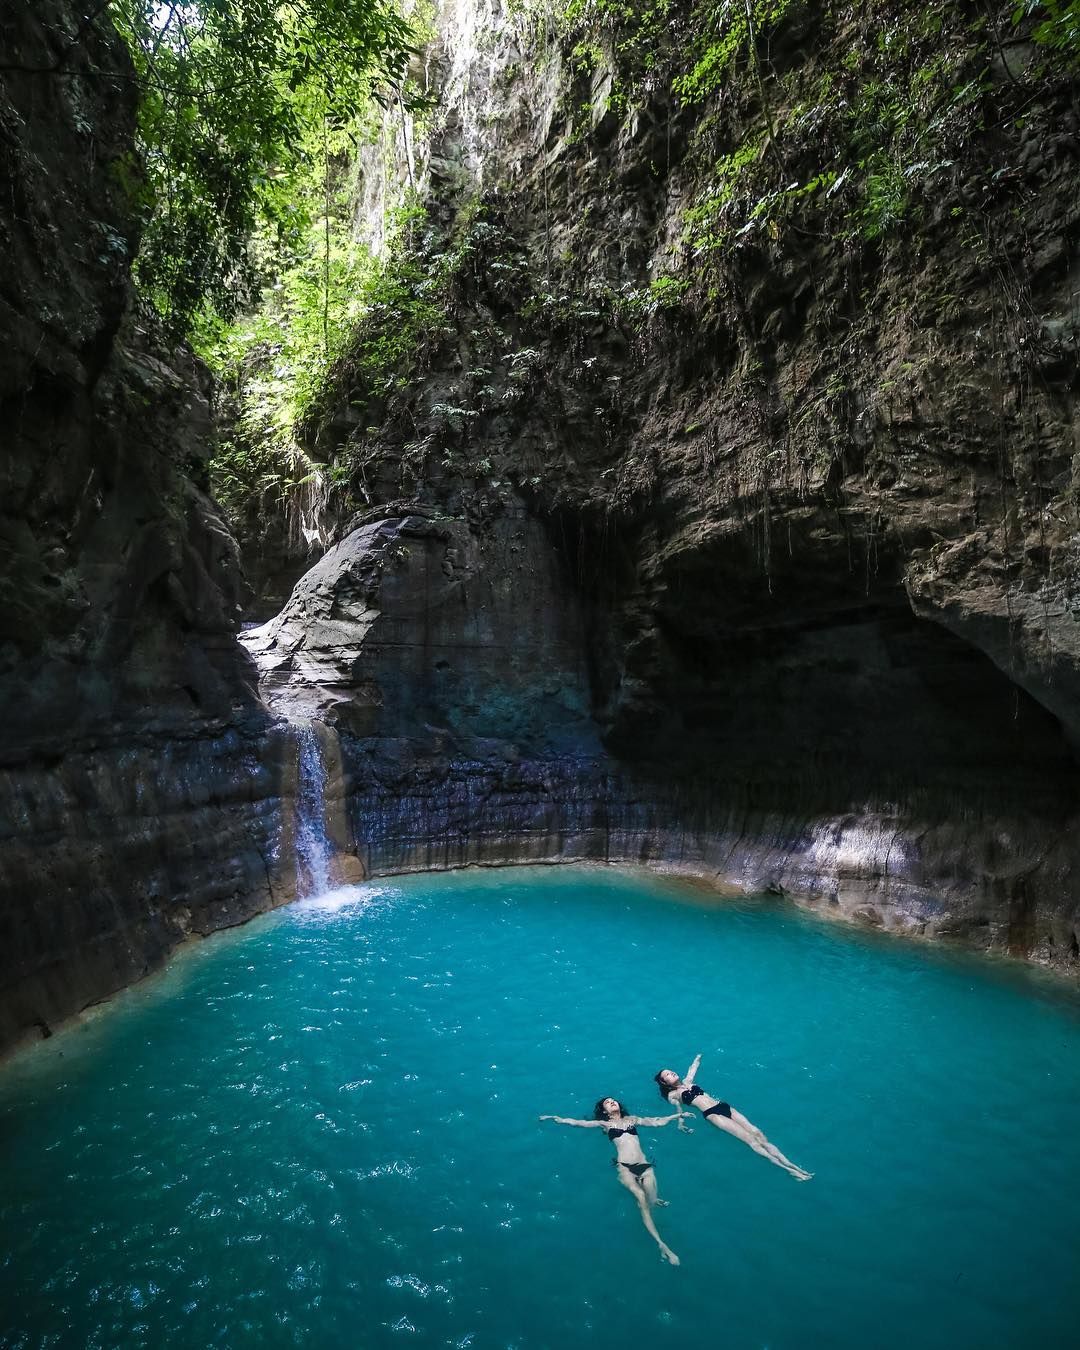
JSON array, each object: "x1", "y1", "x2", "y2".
[
  {"x1": 684, "y1": 1053, "x2": 702, "y2": 1084},
  {"x1": 631, "y1": 1113, "x2": 682, "y2": 1128},
  {"x1": 538, "y1": 1115, "x2": 606, "y2": 1127}
]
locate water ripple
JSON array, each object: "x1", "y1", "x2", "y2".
[{"x1": 0, "y1": 867, "x2": 1078, "y2": 1349}]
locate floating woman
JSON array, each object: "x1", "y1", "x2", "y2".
[
  {"x1": 655, "y1": 1055, "x2": 812, "y2": 1181},
  {"x1": 540, "y1": 1096, "x2": 683, "y2": 1264}
]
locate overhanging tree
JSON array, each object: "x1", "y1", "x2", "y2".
[{"x1": 107, "y1": 0, "x2": 418, "y2": 335}]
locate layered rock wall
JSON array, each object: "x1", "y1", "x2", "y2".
[{"x1": 0, "y1": 5, "x2": 294, "y2": 1052}]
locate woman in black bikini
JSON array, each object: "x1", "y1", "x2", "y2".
[
  {"x1": 540, "y1": 1096, "x2": 683, "y2": 1264},
  {"x1": 655, "y1": 1055, "x2": 811, "y2": 1181}
]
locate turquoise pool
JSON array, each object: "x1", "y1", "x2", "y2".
[{"x1": 2, "y1": 865, "x2": 1078, "y2": 1348}]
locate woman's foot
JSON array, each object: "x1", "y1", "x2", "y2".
[{"x1": 659, "y1": 1244, "x2": 680, "y2": 1266}]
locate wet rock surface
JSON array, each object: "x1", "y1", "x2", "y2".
[
  {"x1": 242, "y1": 504, "x2": 598, "y2": 752},
  {"x1": 240, "y1": 499, "x2": 1080, "y2": 967},
  {"x1": 4, "y1": 2, "x2": 1080, "y2": 1054}
]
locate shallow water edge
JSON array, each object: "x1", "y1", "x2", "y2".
[
  {"x1": 5, "y1": 841, "x2": 1077, "y2": 1074},
  {"x1": 8, "y1": 714, "x2": 1080, "y2": 1064}
]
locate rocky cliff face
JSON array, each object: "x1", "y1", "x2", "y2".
[
  {"x1": 241, "y1": 0, "x2": 1080, "y2": 966},
  {"x1": 0, "y1": 4, "x2": 295, "y2": 1052},
  {"x1": 3, "y1": 2, "x2": 1080, "y2": 1056}
]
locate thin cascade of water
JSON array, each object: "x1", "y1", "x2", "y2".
[{"x1": 294, "y1": 722, "x2": 331, "y2": 899}]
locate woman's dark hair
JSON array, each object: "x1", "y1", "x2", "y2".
[
  {"x1": 654, "y1": 1070, "x2": 676, "y2": 1101},
  {"x1": 593, "y1": 1097, "x2": 623, "y2": 1120}
]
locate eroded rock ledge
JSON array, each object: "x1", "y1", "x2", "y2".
[{"x1": 242, "y1": 504, "x2": 1080, "y2": 974}]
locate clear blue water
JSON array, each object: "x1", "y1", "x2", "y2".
[{"x1": 2, "y1": 865, "x2": 1079, "y2": 1349}]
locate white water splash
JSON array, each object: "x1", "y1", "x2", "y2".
[{"x1": 294, "y1": 886, "x2": 381, "y2": 915}]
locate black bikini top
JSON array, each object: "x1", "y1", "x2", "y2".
[
  {"x1": 680, "y1": 1084, "x2": 705, "y2": 1105},
  {"x1": 606, "y1": 1124, "x2": 638, "y2": 1140}
]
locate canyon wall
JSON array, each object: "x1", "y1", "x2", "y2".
[
  {"x1": 0, "y1": 3, "x2": 296, "y2": 1051},
  {"x1": 245, "y1": 0, "x2": 1080, "y2": 964}
]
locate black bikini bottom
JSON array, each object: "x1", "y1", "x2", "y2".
[
  {"x1": 703, "y1": 1101, "x2": 732, "y2": 1119},
  {"x1": 617, "y1": 1160, "x2": 654, "y2": 1189}
]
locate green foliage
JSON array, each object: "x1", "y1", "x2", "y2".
[
  {"x1": 675, "y1": 2, "x2": 990, "y2": 263},
  {"x1": 605, "y1": 273, "x2": 691, "y2": 323},
  {"x1": 200, "y1": 138, "x2": 375, "y2": 521},
  {"x1": 674, "y1": 0, "x2": 796, "y2": 103},
  {"x1": 554, "y1": 0, "x2": 675, "y2": 113},
  {"x1": 645, "y1": 274, "x2": 691, "y2": 308},
  {"x1": 562, "y1": 0, "x2": 674, "y2": 63},
  {"x1": 205, "y1": 193, "x2": 445, "y2": 523},
  {"x1": 284, "y1": 194, "x2": 521, "y2": 485},
  {"x1": 1014, "y1": 0, "x2": 1080, "y2": 59},
  {"x1": 328, "y1": 197, "x2": 473, "y2": 415},
  {"x1": 109, "y1": 0, "x2": 418, "y2": 336},
  {"x1": 681, "y1": 136, "x2": 763, "y2": 252},
  {"x1": 857, "y1": 156, "x2": 907, "y2": 239}
]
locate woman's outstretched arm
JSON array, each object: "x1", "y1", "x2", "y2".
[
  {"x1": 538, "y1": 1115, "x2": 607, "y2": 1127},
  {"x1": 684, "y1": 1053, "x2": 702, "y2": 1083},
  {"x1": 631, "y1": 1113, "x2": 683, "y2": 1128},
  {"x1": 668, "y1": 1094, "x2": 693, "y2": 1131}
]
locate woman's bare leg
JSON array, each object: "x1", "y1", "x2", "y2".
[
  {"x1": 728, "y1": 1108, "x2": 811, "y2": 1176},
  {"x1": 706, "y1": 1113, "x2": 812, "y2": 1180},
  {"x1": 728, "y1": 1106, "x2": 766, "y2": 1139},
  {"x1": 618, "y1": 1169, "x2": 680, "y2": 1264},
  {"x1": 643, "y1": 1167, "x2": 669, "y2": 1208}
]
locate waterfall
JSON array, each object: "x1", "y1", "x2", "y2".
[{"x1": 294, "y1": 723, "x2": 331, "y2": 898}]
